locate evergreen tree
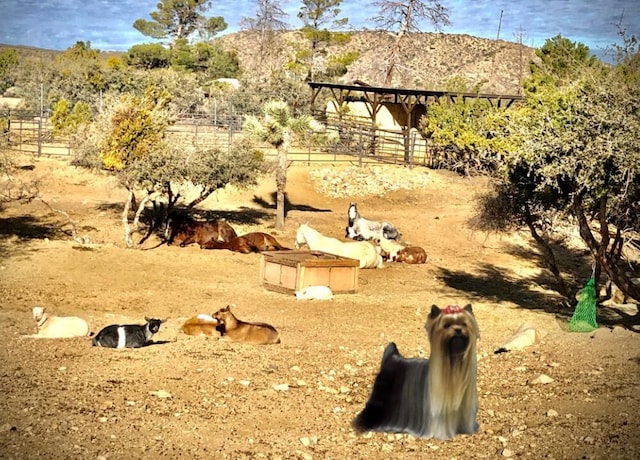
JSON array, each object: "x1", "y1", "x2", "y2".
[
  {"x1": 133, "y1": 0, "x2": 227, "y2": 47},
  {"x1": 297, "y1": 0, "x2": 351, "y2": 81}
]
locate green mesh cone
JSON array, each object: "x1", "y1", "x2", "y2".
[{"x1": 569, "y1": 278, "x2": 598, "y2": 332}]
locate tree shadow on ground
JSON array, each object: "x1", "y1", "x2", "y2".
[
  {"x1": 500, "y1": 240, "x2": 640, "y2": 331},
  {"x1": 252, "y1": 192, "x2": 331, "y2": 216},
  {"x1": 434, "y1": 264, "x2": 570, "y2": 318},
  {"x1": 0, "y1": 216, "x2": 58, "y2": 239},
  {"x1": 501, "y1": 239, "x2": 594, "y2": 293},
  {"x1": 95, "y1": 202, "x2": 124, "y2": 214},
  {"x1": 435, "y1": 262, "x2": 639, "y2": 331},
  {"x1": 0, "y1": 216, "x2": 60, "y2": 260}
]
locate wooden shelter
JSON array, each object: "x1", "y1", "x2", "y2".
[
  {"x1": 309, "y1": 81, "x2": 522, "y2": 128},
  {"x1": 308, "y1": 81, "x2": 523, "y2": 163}
]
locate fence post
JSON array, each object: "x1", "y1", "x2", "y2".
[
  {"x1": 409, "y1": 130, "x2": 416, "y2": 168},
  {"x1": 37, "y1": 116, "x2": 42, "y2": 156}
]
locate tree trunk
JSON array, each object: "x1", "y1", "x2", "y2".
[
  {"x1": 573, "y1": 194, "x2": 640, "y2": 302},
  {"x1": 523, "y1": 205, "x2": 570, "y2": 300},
  {"x1": 133, "y1": 192, "x2": 152, "y2": 231},
  {"x1": 122, "y1": 189, "x2": 134, "y2": 247},
  {"x1": 275, "y1": 140, "x2": 289, "y2": 231}
]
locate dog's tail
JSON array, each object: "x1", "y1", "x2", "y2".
[{"x1": 352, "y1": 342, "x2": 429, "y2": 436}]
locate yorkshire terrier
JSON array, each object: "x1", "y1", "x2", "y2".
[{"x1": 352, "y1": 304, "x2": 480, "y2": 440}]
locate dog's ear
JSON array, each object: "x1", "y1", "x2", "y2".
[
  {"x1": 160, "y1": 318, "x2": 168, "y2": 324},
  {"x1": 428, "y1": 304, "x2": 441, "y2": 319},
  {"x1": 463, "y1": 304, "x2": 474, "y2": 315},
  {"x1": 145, "y1": 316, "x2": 151, "y2": 322}
]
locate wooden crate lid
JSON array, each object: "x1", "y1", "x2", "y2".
[{"x1": 261, "y1": 250, "x2": 359, "y2": 267}]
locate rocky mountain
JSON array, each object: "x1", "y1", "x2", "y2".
[
  {"x1": 1, "y1": 30, "x2": 538, "y2": 96},
  {"x1": 217, "y1": 30, "x2": 537, "y2": 95}
]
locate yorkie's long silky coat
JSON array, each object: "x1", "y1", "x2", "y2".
[{"x1": 352, "y1": 304, "x2": 480, "y2": 440}]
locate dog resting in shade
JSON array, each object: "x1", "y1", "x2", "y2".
[{"x1": 352, "y1": 304, "x2": 480, "y2": 440}]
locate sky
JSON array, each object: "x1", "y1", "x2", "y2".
[{"x1": 1, "y1": 0, "x2": 638, "y2": 59}]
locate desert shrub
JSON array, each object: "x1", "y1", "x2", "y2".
[
  {"x1": 473, "y1": 33, "x2": 640, "y2": 302},
  {"x1": 125, "y1": 44, "x2": 171, "y2": 69},
  {"x1": 51, "y1": 99, "x2": 92, "y2": 136},
  {"x1": 419, "y1": 95, "x2": 513, "y2": 175}
]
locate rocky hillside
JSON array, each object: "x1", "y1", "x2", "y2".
[
  {"x1": 1, "y1": 30, "x2": 537, "y2": 96},
  {"x1": 217, "y1": 30, "x2": 537, "y2": 95}
]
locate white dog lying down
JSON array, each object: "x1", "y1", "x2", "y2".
[
  {"x1": 295, "y1": 285, "x2": 334, "y2": 300},
  {"x1": 27, "y1": 306, "x2": 91, "y2": 338}
]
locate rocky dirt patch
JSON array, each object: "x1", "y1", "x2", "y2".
[{"x1": 0, "y1": 156, "x2": 639, "y2": 459}]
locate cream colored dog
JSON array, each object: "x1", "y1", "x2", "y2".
[
  {"x1": 376, "y1": 237, "x2": 405, "y2": 261},
  {"x1": 28, "y1": 306, "x2": 90, "y2": 338}
]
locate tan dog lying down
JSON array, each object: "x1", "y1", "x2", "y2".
[
  {"x1": 212, "y1": 305, "x2": 280, "y2": 345},
  {"x1": 27, "y1": 306, "x2": 90, "y2": 338},
  {"x1": 180, "y1": 313, "x2": 219, "y2": 337}
]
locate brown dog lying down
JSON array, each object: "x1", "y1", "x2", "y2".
[
  {"x1": 212, "y1": 305, "x2": 280, "y2": 345},
  {"x1": 26, "y1": 306, "x2": 91, "y2": 338},
  {"x1": 180, "y1": 313, "x2": 219, "y2": 337},
  {"x1": 166, "y1": 215, "x2": 238, "y2": 247},
  {"x1": 201, "y1": 232, "x2": 289, "y2": 253},
  {"x1": 376, "y1": 238, "x2": 428, "y2": 264},
  {"x1": 395, "y1": 246, "x2": 428, "y2": 264}
]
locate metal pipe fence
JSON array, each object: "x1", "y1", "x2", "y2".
[{"x1": 0, "y1": 109, "x2": 438, "y2": 167}]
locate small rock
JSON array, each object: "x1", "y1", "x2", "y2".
[
  {"x1": 546, "y1": 409, "x2": 559, "y2": 417},
  {"x1": 502, "y1": 448, "x2": 514, "y2": 457},
  {"x1": 498, "y1": 323, "x2": 544, "y2": 352},
  {"x1": 149, "y1": 390, "x2": 172, "y2": 399},
  {"x1": 529, "y1": 374, "x2": 554, "y2": 385},
  {"x1": 272, "y1": 383, "x2": 289, "y2": 392},
  {"x1": 300, "y1": 437, "x2": 311, "y2": 447},
  {"x1": 238, "y1": 380, "x2": 251, "y2": 386}
]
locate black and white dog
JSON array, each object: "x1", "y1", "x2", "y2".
[{"x1": 92, "y1": 317, "x2": 165, "y2": 349}]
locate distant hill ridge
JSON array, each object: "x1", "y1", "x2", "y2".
[
  {"x1": 217, "y1": 30, "x2": 536, "y2": 95},
  {"x1": 2, "y1": 30, "x2": 537, "y2": 95}
]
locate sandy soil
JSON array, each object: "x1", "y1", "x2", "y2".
[{"x1": 0, "y1": 155, "x2": 639, "y2": 460}]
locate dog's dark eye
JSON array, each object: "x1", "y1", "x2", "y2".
[{"x1": 443, "y1": 323, "x2": 451, "y2": 329}]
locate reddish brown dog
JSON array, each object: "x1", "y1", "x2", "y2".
[
  {"x1": 166, "y1": 216, "x2": 238, "y2": 248},
  {"x1": 201, "y1": 232, "x2": 289, "y2": 253},
  {"x1": 395, "y1": 246, "x2": 428, "y2": 264}
]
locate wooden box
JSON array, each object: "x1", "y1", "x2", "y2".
[{"x1": 260, "y1": 250, "x2": 359, "y2": 294}]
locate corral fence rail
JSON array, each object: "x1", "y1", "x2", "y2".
[
  {"x1": 1, "y1": 109, "x2": 443, "y2": 168},
  {"x1": 0, "y1": 109, "x2": 71, "y2": 157}
]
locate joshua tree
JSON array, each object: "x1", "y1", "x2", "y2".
[{"x1": 243, "y1": 100, "x2": 317, "y2": 230}]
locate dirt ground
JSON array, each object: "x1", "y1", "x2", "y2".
[{"x1": 1, "y1": 155, "x2": 639, "y2": 460}]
